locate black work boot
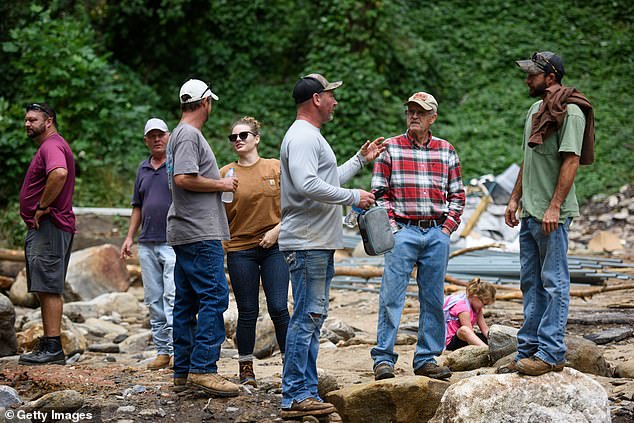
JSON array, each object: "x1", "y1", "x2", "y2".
[{"x1": 19, "y1": 336, "x2": 66, "y2": 366}]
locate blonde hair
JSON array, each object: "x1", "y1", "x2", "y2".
[
  {"x1": 466, "y1": 278, "x2": 496, "y2": 305},
  {"x1": 231, "y1": 116, "x2": 261, "y2": 135}
]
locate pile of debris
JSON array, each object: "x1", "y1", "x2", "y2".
[{"x1": 570, "y1": 184, "x2": 633, "y2": 253}]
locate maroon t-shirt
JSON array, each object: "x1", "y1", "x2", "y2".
[{"x1": 19, "y1": 133, "x2": 76, "y2": 233}]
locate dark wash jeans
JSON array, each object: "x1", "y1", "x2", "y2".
[
  {"x1": 226, "y1": 244, "x2": 290, "y2": 357},
  {"x1": 172, "y1": 240, "x2": 228, "y2": 378}
]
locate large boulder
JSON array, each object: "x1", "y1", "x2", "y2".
[
  {"x1": 118, "y1": 329, "x2": 152, "y2": 353},
  {"x1": 8, "y1": 269, "x2": 39, "y2": 308},
  {"x1": 430, "y1": 368, "x2": 610, "y2": 423},
  {"x1": 63, "y1": 292, "x2": 143, "y2": 320},
  {"x1": 487, "y1": 324, "x2": 518, "y2": 362},
  {"x1": 0, "y1": 294, "x2": 18, "y2": 357},
  {"x1": 446, "y1": 345, "x2": 491, "y2": 371},
  {"x1": 64, "y1": 244, "x2": 129, "y2": 301},
  {"x1": 565, "y1": 335, "x2": 611, "y2": 376},
  {"x1": 325, "y1": 376, "x2": 449, "y2": 423},
  {"x1": 17, "y1": 315, "x2": 86, "y2": 356}
]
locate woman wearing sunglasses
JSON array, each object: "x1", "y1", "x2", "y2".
[{"x1": 220, "y1": 116, "x2": 290, "y2": 387}]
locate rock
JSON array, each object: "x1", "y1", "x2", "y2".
[
  {"x1": 584, "y1": 327, "x2": 633, "y2": 345},
  {"x1": 607, "y1": 195, "x2": 620, "y2": 208},
  {"x1": 487, "y1": 324, "x2": 518, "y2": 362},
  {"x1": 615, "y1": 360, "x2": 634, "y2": 378},
  {"x1": 17, "y1": 315, "x2": 86, "y2": 356},
  {"x1": 430, "y1": 368, "x2": 609, "y2": 423},
  {"x1": 0, "y1": 385, "x2": 21, "y2": 407},
  {"x1": 446, "y1": 345, "x2": 491, "y2": 371},
  {"x1": 116, "y1": 405, "x2": 136, "y2": 413},
  {"x1": 63, "y1": 292, "x2": 143, "y2": 321},
  {"x1": 587, "y1": 231, "x2": 623, "y2": 253},
  {"x1": 320, "y1": 327, "x2": 342, "y2": 344},
  {"x1": 492, "y1": 352, "x2": 516, "y2": 369},
  {"x1": 325, "y1": 319, "x2": 356, "y2": 341},
  {"x1": 325, "y1": 376, "x2": 448, "y2": 423},
  {"x1": 614, "y1": 208, "x2": 629, "y2": 220},
  {"x1": 0, "y1": 406, "x2": 32, "y2": 423},
  {"x1": 565, "y1": 335, "x2": 611, "y2": 376},
  {"x1": 317, "y1": 369, "x2": 340, "y2": 399},
  {"x1": 139, "y1": 408, "x2": 166, "y2": 417},
  {"x1": 88, "y1": 343, "x2": 120, "y2": 353},
  {"x1": 223, "y1": 302, "x2": 238, "y2": 340},
  {"x1": 122, "y1": 385, "x2": 146, "y2": 397},
  {"x1": 117, "y1": 330, "x2": 152, "y2": 353},
  {"x1": 253, "y1": 315, "x2": 277, "y2": 359},
  {"x1": 112, "y1": 334, "x2": 128, "y2": 344},
  {"x1": 8, "y1": 269, "x2": 39, "y2": 308},
  {"x1": 64, "y1": 244, "x2": 130, "y2": 301},
  {"x1": 80, "y1": 317, "x2": 128, "y2": 339},
  {"x1": 0, "y1": 294, "x2": 18, "y2": 357},
  {"x1": 21, "y1": 390, "x2": 83, "y2": 413}
]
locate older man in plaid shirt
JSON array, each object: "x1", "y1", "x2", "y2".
[{"x1": 370, "y1": 92, "x2": 465, "y2": 381}]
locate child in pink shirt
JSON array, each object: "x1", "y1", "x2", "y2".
[{"x1": 444, "y1": 278, "x2": 496, "y2": 351}]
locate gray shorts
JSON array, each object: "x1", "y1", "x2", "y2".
[{"x1": 25, "y1": 219, "x2": 74, "y2": 294}]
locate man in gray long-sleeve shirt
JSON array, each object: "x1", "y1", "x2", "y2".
[{"x1": 278, "y1": 73, "x2": 384, "y2": 420}]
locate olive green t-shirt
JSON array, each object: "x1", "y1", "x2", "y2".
[{"x1": 520, "y1": 101, "x2": 585, "y2": 222}]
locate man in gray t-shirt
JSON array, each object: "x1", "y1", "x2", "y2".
[
  {"x1": 166, "y1": 79, "x2": 239, "y2": 396},
  {"x1": 278, "y1": 73, "x2": 384, "y2": 420}
]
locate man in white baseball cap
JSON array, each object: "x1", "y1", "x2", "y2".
[
  {"x1": 120, "y1": 117, "x2": 176, "y2": 370},
  {"x1": 166, "y1": 79, "x2": 239, "y2": 396}
]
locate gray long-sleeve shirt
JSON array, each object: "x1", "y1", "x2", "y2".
[{"x1": 279, "y1": 120, "x2": 366, "y2": 251}]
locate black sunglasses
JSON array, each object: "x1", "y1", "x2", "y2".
[
  {"x1": 26, "y1": 103, "x2": 51, "y2": 116},
  {"x1": 228, "y1": 131, "x2": 256, "y2": 143}
]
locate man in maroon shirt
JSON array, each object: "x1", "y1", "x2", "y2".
[{"x1": 18, "y1": 103, "x2": 75, "y2": 366}]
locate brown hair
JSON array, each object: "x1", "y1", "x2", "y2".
[
  {"x1": 181, "y1": 98, "x2": 206, "y2": 112},
  {"x1": 466, "y1": 278, "x2": 496, "y2": 305},
  {"x1": 231, "y1": 116, "x2": 261, "y2": 135}
]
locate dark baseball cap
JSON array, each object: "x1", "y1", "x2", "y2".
[
  {"x1": 292, "y1": 73, "x2": 343, "y2": 104},
  {"x1": 516, "y1": 51, "x2": 565, "y2": 79}
]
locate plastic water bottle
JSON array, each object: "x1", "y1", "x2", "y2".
[
  {"x1": 222, "y1": 168, "x2": 235, "y2": 203},
  {"x1": 344, "y1": 206, "x2": 364, "y2": 228}
]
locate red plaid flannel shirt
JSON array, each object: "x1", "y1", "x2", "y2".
[{"x1": 371, "y1": 131, "x2": 465, "y2": 233}]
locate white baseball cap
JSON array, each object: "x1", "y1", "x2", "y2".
[
  {"x1": 179, "y1": 79, "x2": 219, "y2": 104},
  {"x1": 143, "y1": 118, "x2": 169, "y2": 136}
]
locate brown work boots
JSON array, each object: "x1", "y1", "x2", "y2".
[
  {"x1": 516, "y1": 357, "x2": 565, "y2": 376},
  {"x1": 239, "y1": 361, "x2": 257, "y2": 387},
  {"x1": 146, "y1": 354, "x2": 172, "y2": 370},
  {"x1": 188, "y1": 373, "x2": 240, "y2": 397},
  {"x1": 281, "y1": 397, "x2": 336, "y2": 420}
]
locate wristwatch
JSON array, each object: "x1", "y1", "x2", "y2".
[{"x1": 37, "y1": 202, "x2": 48, "y2": 210}]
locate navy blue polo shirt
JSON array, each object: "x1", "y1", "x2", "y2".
[{"x1": 132, "y1": 157, "x2": 172, "y2": 243}]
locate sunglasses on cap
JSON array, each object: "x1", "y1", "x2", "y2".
[
  {"x1": 26, "y1": 103, "x2": 52, "y2": 116},
  {"x1": 531, "y1": 52, "x2": 560, "y2": 77},
  {"x1": 228, "y1": 131, "x2": 256, "y2": 143}
]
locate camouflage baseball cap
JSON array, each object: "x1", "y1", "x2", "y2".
[{"x1": 516, "y1": 51, "x2": 565, "y2": 78}]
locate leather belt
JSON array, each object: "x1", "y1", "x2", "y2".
[{"x1": 395, "y1": 217, "x2": 445, "y2": 229}]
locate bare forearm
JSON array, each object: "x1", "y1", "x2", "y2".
[
  {"x1": 125, "y1": 207, "x2": 142, "y2": 239},
  {"x1": 39, "y1": 168, "x2": 67, "y2": 207},
  {"x1": 549, "y1": 153, "x2": 580, "y2": 209},
  {"x1": 509, "y1": 163, "x2": 523, "y2": 203},
  {"x1": 174, "y1": 174, "x2": 226, "y2": 192}
]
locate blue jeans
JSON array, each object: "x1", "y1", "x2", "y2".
[
  {"x1": 172, "y1": 240, "x2": 228, "y2": 378},
  {"x1": 138, "y1": 242, "x2": 176, "y2": 355},
  {"x1": 516, "y1": 217, "x2": 571, "y2": 365},
  {"x1": 281, "y1": 250, "x2": 334, "y2": 409},
  {"x1": 227, "y1": 245, "x2": 290, "y2": 357},
  {"x1": 371, "y1": 225, "x2": 450, "y2": 370}
]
